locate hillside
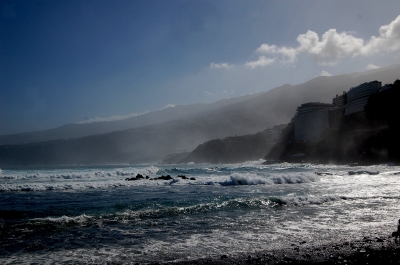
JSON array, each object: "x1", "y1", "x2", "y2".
[
  {"x1": 0, "y1": 93, "x2": 261, "y2": 145},
  {"x1": 265, "y1": 79, "x2": 400, "y2": 165},
  {"x1": 1, "y1": 65, "x2": 400, "y2": 166}
]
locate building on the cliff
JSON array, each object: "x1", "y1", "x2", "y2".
[
  {"x1": 344, "y1": 81, "x2": 381, "y2": 115},
  {"x1": 332, "y1": 91, "x2": 347, "y2": 107},
  {"x1": 380, "y1": 84, "x2": 392, "y2": 92},
  {"x1": 294, "y1": 103, "x2": 339, "y2": 141}
]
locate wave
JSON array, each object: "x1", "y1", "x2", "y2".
[
  {"x1": 348, "y1": 170, "x2": 379, "y2": 175},
  {"x1": 21, "y1": 195, "x2": 347, "y2": 229},
  {"x1": 31, "y1": 214, "x2": 93, "y2": 225},
  {"x1": 281, "y1": 195, "x2": 341, "y2": 206},
  {"x1": 220, "y1": 173, "x2": 319, "y2": 186},
  {"x1": 0, "y1": 166, "x2": 159, "y2": 181}
]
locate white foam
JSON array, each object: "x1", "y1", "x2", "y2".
[
  {"x1": 219, "y1": 172, "x2": 319, "y2": 186},
  {"x1": 220, "y1": 173, "x2": 268, "y2": 186},
  {"x1": 281, "y1": 195, "x2": 341, "y2": 206},
  {"x1": 31, "y1": 214, "x2": 93, "y2": 224}
]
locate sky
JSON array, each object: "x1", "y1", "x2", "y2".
[{"x1": 1, "y1": 0, "x2": 400, "y2": 135}]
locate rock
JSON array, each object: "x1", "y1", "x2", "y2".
[
  {"x1": 125, "y1": 173, "x2": 144, "y2": 181},
  {"x1": 177, "y1": 175, "x2": 187, "y2": 179},
  {"x1": 156, "y1": 175, "x2": 173, "y2": 180},
  {"x1": 190, "y1": 177, "x2": 196, "y2": 180}
]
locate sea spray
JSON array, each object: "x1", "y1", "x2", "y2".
[{"x1": 1, "y1": 163, "x2": 400, "y2": 264}]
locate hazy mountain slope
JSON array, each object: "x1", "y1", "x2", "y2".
[
  {"x1": 0, "y1": 65, "x2": 399, "y2": 166},
  {"x1": 199, "y1": 64, "x2": 400, "y2": 129},
  {"x1": 0, "y1": 93, "x2": 262, "y2": 145}
]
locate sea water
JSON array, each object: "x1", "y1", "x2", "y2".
[{"x1": 1, "y1": 161, "x2": 400, "y2": 264}]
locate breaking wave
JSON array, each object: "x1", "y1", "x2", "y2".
[
  {"x1": 348, "y1": 170, "x2": 379, "y2": 175},
  {"x1": 220, "y1": 173, "x2": 319, "y2": 186}
]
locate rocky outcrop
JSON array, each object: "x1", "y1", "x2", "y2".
[
  {"x1": 265, "y1": 80, "x2": 400, "y2": 165},
  {"x1": 162, "y1": 152, "x2": 191, "y2": 164},
  {"x1": 179, "y1": 131, "x2": 279, "y2": 164}
]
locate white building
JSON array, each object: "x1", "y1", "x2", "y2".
[
  {"x1": 294, "y1": 103, "x2": 337, "y2": 141},
  {"x1": 345, "y1": 81, "x2": 381, "y2": 115}
]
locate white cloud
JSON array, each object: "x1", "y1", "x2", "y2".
[
  {"x1": 205, "y1": 91, "x2": 212, "y2": 95},
  {"x1": 296, "y1": 29, "x2": 364, "y2": 63},
  {"x1": 361, "y1": 15, "x2": 400, "y2": 55},
  {"x1": 245, "y1": 56, "x2": 275, "y2": 68},
  {"x1": 223, "y1": 89, "x2": 235, "y2": 94},
  {"x1": 319, "y1": 70, "x2": 332, "y2": 77},
  {"x1": 365, "y1": 63, "x2": 380, "y2": 70},
  {"x1": 210, "y1": 62, "x2": 234, "y2": 70},
  {"x1": 160, "y1": 104, "x2": 176, "y2": 110},
  {"x1": 249, "y1": 15, "x2": 400, "y2": 66},
  {"x1": 256, "y1": 44, "x2": 297, "y2": 63},
  {"x1": 76, "y1": 104, "x2": 175, "y2": 124},
  {"x1": 76, "y1": 112, "x2": 148, "y2": 124}
]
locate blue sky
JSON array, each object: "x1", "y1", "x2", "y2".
[{"x1": 1, "y1": 0, "x2": 400, "y2": 135}]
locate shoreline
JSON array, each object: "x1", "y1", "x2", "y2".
[{"x1": 159, "y1": 233, "x2": 400, "y2": 265}]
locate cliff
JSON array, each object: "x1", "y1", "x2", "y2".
[
  {"x1": 178, "y1": 127, "x2": 284, "y2": 164},
  {"x1": 265, "y1": 80, "x2": 400, "y2": 165}
]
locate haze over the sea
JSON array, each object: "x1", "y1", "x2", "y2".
[{"x1": 1, "y1": 0, "x2": 400, "y2": 135}]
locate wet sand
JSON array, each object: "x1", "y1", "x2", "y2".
[{"x1": 153, "y1": 233, "x2": 400, "y2": 265}]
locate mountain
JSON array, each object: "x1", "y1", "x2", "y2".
[
  {"x1": 0, "y1": 93, "x2": 261, "y2": 145},
  {"x1": 1, "y1": 64, "x2": 399, "y2": 166}
]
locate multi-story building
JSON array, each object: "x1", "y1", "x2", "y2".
[
  {"x1": 344, "y1": 81, "x2": 381, "y2": 115},
  {"x1": 294, "y1": 103, "x2": 338, "y2": 141},
  {"x1": 380, "y1": 84, "x2": 392, "y2": 92},
  {"x1": 332, "y1": 91, "x2": 347, "y2": 107}
]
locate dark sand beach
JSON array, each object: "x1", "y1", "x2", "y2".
[{"x1": 157, "y1": 233, "x2": 400, "y2": 265}]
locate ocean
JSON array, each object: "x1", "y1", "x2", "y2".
[{"x1": 1, "y1": 161, "x2": 399, "y2": 264}]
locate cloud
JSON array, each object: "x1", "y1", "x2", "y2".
[
  {"x1": 76, "y1": 104, "x2": 175, "y2": 124},
  {"x1": 205, "y1": 91, "x2": 212, "y2": 95},
  {"x1": 76, "y1": 112, "x2": 148, "y2": 124},
  {"x1": 296, "y1": 29, "x2": 364, "y2": 63},
  {"x1": 245, "y1": 56, "x2": 275, "y2": 68},
  {"x1": 160, "y1": 104, "x2": 176, "y2": 110},
  {"x1": 210, "y1": 62, "x2": 234, "y2": 70},
  {"x1": 223, "y1": 89, "x2": 235, "y2": 94},
  {"x1": 365, "y1": 63, "x2": 380, "y2": 70},
  {"x1": 319, "y1": 70, "x2": 332, "y2": 77},
  {"x1": 248, "y1": 15, "x2": 400, "y2": 67},
  {"x1": 256, "y1": 44, "x2": 297, "y2": 63}
]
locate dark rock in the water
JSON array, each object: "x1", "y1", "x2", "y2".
[
  {"x1": 190, "y1": 177, "x2": 196, "y2": 180},
  {"x1": 152, "y1": 175, "x2": 173, "y2": 180},
  {"x1": 125, "y1": 173, "x2": 145, "y2": 181},
  {"x1": 177, "y1": 175, "x2": 187, "y2": 179}
]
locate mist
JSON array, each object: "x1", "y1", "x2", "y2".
[{"x1": 0, "y1": 65, "x2": 399, "y2": 166}]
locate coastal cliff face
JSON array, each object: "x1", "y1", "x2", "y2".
[
  {"x1": 178, "y1": 132, "x2": 277, "y2": 164},
  {"x1": 266, "y1": 80, "x2": 400, "y2": 165}
]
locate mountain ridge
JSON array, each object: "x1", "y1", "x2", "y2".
[{"x1": 1, "y1": 64, "x2": 399, "y2": 166}]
